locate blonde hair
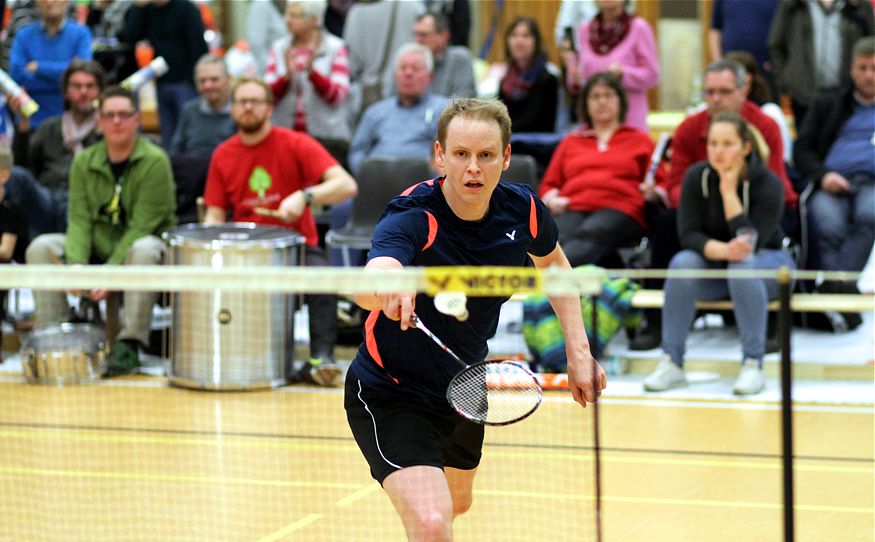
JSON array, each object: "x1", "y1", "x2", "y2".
[
  {"x1": 231, "y1": 76, "x2": 274, "y2": 104},
  {"x1": 436, "y1": 99, "x2": 512, "y2": 151}
]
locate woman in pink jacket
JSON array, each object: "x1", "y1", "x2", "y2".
[{"x1": 564, "y1": 0, "x2": 659, "y2": 132}]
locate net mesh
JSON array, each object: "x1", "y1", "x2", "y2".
[{"x1": 0, "y1": 264, "x2": 601, "y2": 542}]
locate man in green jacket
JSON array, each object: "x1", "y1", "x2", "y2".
[{"x1": 26, "y1": 86, "x2": 177, "y2": 376}]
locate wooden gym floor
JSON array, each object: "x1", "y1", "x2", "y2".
[{"x1": 0, "y1": 374, "x2": 871, "y2": 542}]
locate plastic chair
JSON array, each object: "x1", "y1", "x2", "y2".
[
  {"x1": 502, "y1": 154, "x2": 539, "y2": 190},
  {"x1": 326, "y1": 157, "x2": 433, "y2": 266}
]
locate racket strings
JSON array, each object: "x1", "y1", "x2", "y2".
[{"x1": 448, "y1": 362, "x2": 541, "y2": 425}]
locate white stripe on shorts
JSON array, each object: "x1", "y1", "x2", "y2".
[{"x1": 357, "y1": 379, "x2": 402, "y2": 470}]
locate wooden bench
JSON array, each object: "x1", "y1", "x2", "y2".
[
  {"x1": 629, "y1": 289, "x2": 874, "y2": 313},
  {"x1": 510, "y1": 290, "x2": 873, "y2": 313}
]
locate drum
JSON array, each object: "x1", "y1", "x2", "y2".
[
  {"x1": 165, "y1": 223, "x2": 304, "y2": 390},
  {"x1": 21, "y1": 323, "x2": 108, "y2": 385}
]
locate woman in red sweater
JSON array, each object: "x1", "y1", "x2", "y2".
[{"x1": 539, "y1": 71, "x2": 654, "y2": 266}]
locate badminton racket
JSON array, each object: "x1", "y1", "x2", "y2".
[{"x1": 413, "y1": 295, "x2": 541, "y2": 426}]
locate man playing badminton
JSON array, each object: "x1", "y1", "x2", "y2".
[{"x1": 345, "y1": 98, "x2": 606, "y2": 542}]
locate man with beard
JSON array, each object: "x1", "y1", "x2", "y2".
[
  {"x1": 10, "y1": 59, "x2": 105, "y2": 234},
  {"x1": 203, "y1": 76, "x2": 357, "y2": 386}
]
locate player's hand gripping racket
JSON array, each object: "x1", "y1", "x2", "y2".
[{"x1": 414, "y1": 292, "x2": 542, "y2": 426}]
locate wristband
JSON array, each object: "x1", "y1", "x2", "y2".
[{"x1": 303, "y1": 189, "x2": 314, "y2": 207}]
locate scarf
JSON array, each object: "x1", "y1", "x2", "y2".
[
  {"x1": 588, "y1": 12, "x2": 632, "y2": 55},
  {"x1": 500, "y1": 56, "x2": 547, "y2": 102},
  {"x1": 61, "y1": 111, "x2": 97, "y2": 154}
]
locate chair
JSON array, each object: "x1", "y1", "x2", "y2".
[
  {"x1": 325, "y1": 157, "x2": 433, "y2": 266},
  {"x1": 503, "y1": 154, "x2": 539, "y2": 190}
]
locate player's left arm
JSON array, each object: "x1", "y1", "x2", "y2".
[{"x1": 530, "y1": 244, "x2": 606, "y2": 407}]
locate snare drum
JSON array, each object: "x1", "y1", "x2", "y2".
[
  {"x1": 21, "y1": 323, "x2": 108, "y2": 385},
  {"x1": 165, "y1": 223, "x2": 305, "y2": 390}
]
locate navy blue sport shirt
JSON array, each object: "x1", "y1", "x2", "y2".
[{"x1": 350, "y1": 177, "x2": 560, "y2": 404}]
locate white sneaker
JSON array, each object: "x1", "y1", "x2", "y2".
[
  {"x1": 733, "y1": 359, "x2": 765, "y2": 395},
  {"x1": 643, "y1": 358, "x2": 687, "y2": 392}
]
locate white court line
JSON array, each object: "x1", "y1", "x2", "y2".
[{"x1": 1, "y1": 374, "x2": 870, "y2": 414}]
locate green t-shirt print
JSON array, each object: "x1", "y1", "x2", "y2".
[{"x1": 248, "y1": 166, "x2": 273, "y2": 198}]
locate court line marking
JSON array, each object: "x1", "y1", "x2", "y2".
[
  {"x1": 333, "y1": 483, "x2": 382, "y2": 507},
  {"x1": 256, "y1": 514, "x2": 323, "y2": 542},
  {"x1": 0, "y1": 375, "x2": 870, "y2": 412},
  {"x1": 254, "y1": 483, "x2": 381, "y2": 541},
  {"x1": 1, "y1": 429, "x2": 871, "y2": 474},
  {"x1": 0, "y1": 465, "x2": 868, "y2": 517},
  {"x1": 0, "y1": 465, "x2": 361, "y2": 490},
  {"x1": 472, "y1": 489, "x2": 874, "y2": 515}
]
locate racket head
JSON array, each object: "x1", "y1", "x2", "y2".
[{"x1": 446, "y1": 360, "x2": 543, "y2": 426}]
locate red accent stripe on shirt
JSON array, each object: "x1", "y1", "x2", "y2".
[
  {"x1": 399, "y1": 178, "x2": 434, "y2": 196},
  {"x1": 528, "y1": 194, "x2": 538, "y2": 238},
  {"x1": 422, "y1": 211, "x2": 437, "y2": 251},
  {"x1": 365, "y1": 310, "x2": 383, "y2": 368}
]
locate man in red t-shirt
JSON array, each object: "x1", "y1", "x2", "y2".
[
  {"x1": 204, "y1": 76, "x2": 358, "y2": 385},
  {"x1": 632, "y1": 59, "x2": 798, "y2": 351}
]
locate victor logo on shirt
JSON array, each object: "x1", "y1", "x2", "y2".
[{"x1": 248, "y1": 166, "x2": 272, "y2": 198}]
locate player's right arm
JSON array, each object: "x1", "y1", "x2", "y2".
[{"x1": 355, "y1": 256, "x2": 417, "y2": 330}]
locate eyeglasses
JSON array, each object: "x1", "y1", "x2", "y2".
[
  {"x1": 703, "y1": 88, "x2": 737, "y2": 97},
  {"x1": 233, "y1": 98, "x2": 269, "y2": 108},
  {"x1": 99, "y1": 110, "x2": 136, "y2": 121}
]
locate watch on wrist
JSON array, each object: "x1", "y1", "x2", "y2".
[{"x1": 303, "y1": 189, "x2": 314, "y2": 207}]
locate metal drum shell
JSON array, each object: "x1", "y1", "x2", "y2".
[
  {"x1": 20, "y1": 323, "x2": 108, "y2": 385},
  {"x1": 165, "y1": 223, "x2": 304, "y2": 391}
]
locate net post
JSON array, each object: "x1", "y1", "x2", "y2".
[
  {"x1": 777, "y1": 266, "x2": 794, "y2": 542},
  {"x1": 589, "y1": 293, "x2": 603, "y2": 542}
]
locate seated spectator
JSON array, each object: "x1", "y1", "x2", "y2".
[
  {"x1": 539, "y1": 72, "x2": 652, "y2": 267},
  {"x1": 724, "y1": 50, "x2": 792, "y2": 165},
  {"x1": 498, "y1": 17, "x2": 558, "y2": 133},
  {"x1": 9, "y1": 0, "x2": 93, "y2": 128},
  {"x1": 169, "y1": 54, "x2": 236, "y2": 157},
  {"x1": 644, "y1": 112, "x2": 794, "y2": 395},
  {"x1": 25, "y1": 86, "x2": 176, "y2": 376},
  {"x1": 12, "y1": 59, "x2": 105, "y2": 232},
  {"x1": 563, "y1": 0, "x2": 659, "y2": 132},
  {"x1": 203, "y1": 76, "x2": 357, "y2": 386},
  {"x1": 348, "y1": 43, "x2": 449, "y2": 176},
  {"x1": 384, "y1": 11, "x2": 476, "y2": 99},
  {"x1": 794, "y1": 36, "x2": 875, "y2": 330},
  {"x1": 0, "y1": 144, "x2": 28, "y2": 363},
  {"x1": 265, "y1": 0, "x2": 352, "y2": 163},
  {"x1": 631, "y1": 59, "x2": 798, "y2": 351}
]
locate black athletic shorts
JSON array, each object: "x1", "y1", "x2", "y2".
[{"x1": 344, "y1": 369, "x2": 484, "y2": 484}]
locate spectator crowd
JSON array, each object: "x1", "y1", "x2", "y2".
[{"x1": 0, "y1": 0, "x2": 871, "y2": 394}]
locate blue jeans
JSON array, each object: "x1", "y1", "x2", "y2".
[
  {"x1": 156, "y1": 82, "x2": 198, "y2": 151},
  {"x1": 808, "y1": 179, "x2": 875, "y2": 272},
  {"x1": 661, "y1": 248, "x2": 795, "y2": 366}
]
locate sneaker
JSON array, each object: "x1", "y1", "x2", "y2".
[
  {"x1": 643, "y1": 358, "x2": 686, "y2": 392},
  {"x1": 733, "y1": 358, "x2": 765, "y2": 395},
  {"x1": 306, "y1": 358, "x2": 342, "y2": 387},
  {"x1": 104, "y1": 339, "x2": 141, "y2": 377}
]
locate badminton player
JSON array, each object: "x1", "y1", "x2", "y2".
[{"x1": 345, "y1": 98, "x2": 606, "y2": 542}]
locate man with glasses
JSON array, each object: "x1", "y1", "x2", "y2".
[
  {"x1": 8, "y1": 60, "x2": 105, "y2": 236},
  {"x1": 630, "y1": 59, "x2": 797, "y2": 351},
  {"x1": 384, "y1": 11, "x2": 476, "y2": 99},
  {"x1": 203, "y1": 76, "x2": 357, "y2": 386},
  {"x1": 25, "y1": 86, "x2": 177, "y2": 376}
]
